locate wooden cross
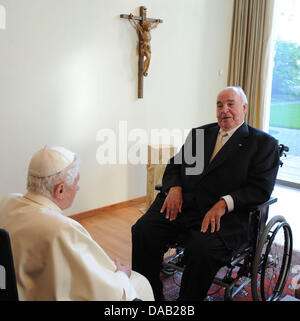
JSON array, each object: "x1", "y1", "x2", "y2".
[{"x1": 120, "y1": 6, "x2": 163, "y2": 99}]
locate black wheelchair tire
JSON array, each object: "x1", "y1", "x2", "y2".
[{"x1": 251, "y1": 215, "x2": 293, "y2": 301}]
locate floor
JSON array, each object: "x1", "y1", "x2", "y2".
[
  {"x1": 72, "y1": 198, "x2": 144, "y2": 266},
  {"x1": 75, "y1": 182, "x2": 300, "y2": 264},
  {"x1": 269, "y1": 182, "x2": 300, "y2": 251}
]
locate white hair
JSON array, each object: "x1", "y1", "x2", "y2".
[
  {"x1": 220, "y1": 86, "x2": 248, "y2": 105},
  {"x1": 27, "y1": 155, "x2": 80, "y2": 198}
]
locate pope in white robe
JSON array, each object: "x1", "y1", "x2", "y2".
[{"x1": 0, "y1": 146, "x2": 154, "y2": 301}]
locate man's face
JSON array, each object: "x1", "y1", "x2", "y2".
[{"x1": 216, "y1": 89, "x2": 247, "y2": 131}]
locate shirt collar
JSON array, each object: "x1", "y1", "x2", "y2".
[
  {"x1": 219, "y1": 121, "x2": 244, "y2": 138},
  {"x1": 24, "y1": 191, "x2": 62, "y2": 213}
]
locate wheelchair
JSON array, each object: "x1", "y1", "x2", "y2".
[{"x1": 158, "y1": 144, "x2": 293, "y2": 301}]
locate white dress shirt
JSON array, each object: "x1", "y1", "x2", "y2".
[{"x1": 217, "y1": 122, "x2": 245, "y2": 212}]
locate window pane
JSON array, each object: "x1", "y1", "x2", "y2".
[{"x1": 269, "y1": 0, "x2": 300, "y2": 185}]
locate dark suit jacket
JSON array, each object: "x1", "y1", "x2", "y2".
[{"x1": 161, "y1": 122, "x2": 280, "y2": 250}]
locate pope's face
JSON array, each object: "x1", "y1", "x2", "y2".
[{"x1": 216, "y1": 89, "x2": 247, "y2": 131}]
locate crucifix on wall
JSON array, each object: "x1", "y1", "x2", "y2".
[{"x1": 120, "y1": 6, "x2": 163, "y2": 99}]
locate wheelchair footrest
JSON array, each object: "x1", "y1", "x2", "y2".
[
  {"x1": 213, "y1": 275, "x2": 252, "y2": 300},
  {"x1": 162, "y1": 262, "x2": 185, "y2": 273},
  {"x1": 228, "y1": 251, "x2": 249, "y2": 267}
]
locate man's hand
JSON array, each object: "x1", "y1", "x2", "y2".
[
  {"x1": 160, "y1": 186, "x2": 183, "y2": 221},
  {"x1": 115, "y1": 258, "x2": 131, "y2": 278},
  {"x1": 201, "y1": 199, "x2": 227, "y2": 233}
]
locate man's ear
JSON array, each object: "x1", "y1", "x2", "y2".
[{"x1": 53, "y1": 183, "x2": 65, "y2": 200}]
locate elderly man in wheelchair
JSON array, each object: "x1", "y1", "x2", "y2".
[
  {"x1": 160, "y1": 142, "x2": 292, "y2": 301},
  {"x1": 131, "y1": 87, "x2": 293, "y2": 301}
]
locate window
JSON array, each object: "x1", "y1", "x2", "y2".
[{"x1": 269, "y1": 0, "x2": 300, "y2": 187}]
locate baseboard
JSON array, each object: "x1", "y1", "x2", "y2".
[{"x1": 70, "y1": 196, "x2": 146, "y2": 221}]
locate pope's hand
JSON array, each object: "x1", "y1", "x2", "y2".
[{"x1": 115, "y1": 258, "x2": 131, "y2": 278}]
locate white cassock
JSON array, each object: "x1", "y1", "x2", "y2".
[{"x1": 0, "y1": 192, "x2": 154, "y2": 301}]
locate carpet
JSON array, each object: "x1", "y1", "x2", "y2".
[{"x1": 161, "y1": 249, "x2": 300, "y2": 301}]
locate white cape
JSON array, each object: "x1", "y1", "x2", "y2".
[{"x1": 0, "y1": 192, "x2": 153, "y2": 301}]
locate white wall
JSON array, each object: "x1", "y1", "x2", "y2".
[{"x1": 0, "y1": 0, "x2": 233, "y2": 215}]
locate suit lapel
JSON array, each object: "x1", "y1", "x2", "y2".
[
  {"x1": 201, "y1": 122, "x2": 249, "y2": 178},
  {"x1": 203, "y1": 125, "x2": 219, "y2": 168}
]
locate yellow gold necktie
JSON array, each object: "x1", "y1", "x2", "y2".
[{"x1": 209, "y1": 132, "x2": 228, "y2": 162}]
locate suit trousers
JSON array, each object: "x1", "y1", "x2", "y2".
[{"x1": 131, "y1": 193, "x2": 233, "y2": 301}]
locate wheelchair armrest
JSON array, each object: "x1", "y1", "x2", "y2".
[
  {"x1": 155, "y1": 184, "x2": 163, "y2": 191},
  {"x1": 247, "y1": 197, "x2": 277, "y2": 246},
  {"x1": 248, "y1": 197, "x2": 277, "y2": 212}
]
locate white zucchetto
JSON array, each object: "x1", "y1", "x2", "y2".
[{"x1": 28, "y1": 146, "x2": 76, "y2": 178}]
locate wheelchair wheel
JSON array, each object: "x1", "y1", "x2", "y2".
[{"x1": 251, "y1": 215, "x2": 293, "y2": 301}]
